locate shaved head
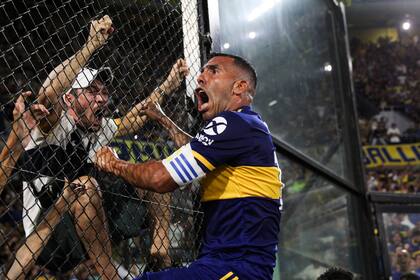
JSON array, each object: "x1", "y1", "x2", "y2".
[{"x1": 209, "y1": 53, "x2": 257, "y2": 95}]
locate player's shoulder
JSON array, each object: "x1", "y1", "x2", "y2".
[
  {"x1": 203, "y1": 110, "x2": 248, "y2": 138},
  {"x1": 217, "y1": 106, "x2": 258, "y2": 124},
  {"x1": 199, "y1": 107, "x2": 269, "y2": 141},
  {"x1": 224, "y1": 106, "x2": 269, "y2": 133}
]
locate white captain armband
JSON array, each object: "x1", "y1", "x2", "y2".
[{"x1": 162, "y1": 143, "x2": 206, "y2": 186}]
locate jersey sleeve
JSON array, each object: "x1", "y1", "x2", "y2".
[
  {"x1": 190, "y1": 112, "x2": 253, "y2": 170},
  {"x1": 162, "y1": 112, "x2": 252, "y2": 186}
]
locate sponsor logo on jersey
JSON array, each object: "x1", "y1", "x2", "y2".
[
  {"x1": 195, "y1": 133, "x2": 214, "y2": 146},
  {"x1": 203, "y1": 117, "x2": 227, "y2": 136}
]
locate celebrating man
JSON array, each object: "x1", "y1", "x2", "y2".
[{"x1": 96, "y1": 53, "x2": 283, "y2": 280}]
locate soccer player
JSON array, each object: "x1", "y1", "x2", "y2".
[
  {"x1": 96, "y1": 53, "x2": 284, "y2": 279},
  {"x1": 17, "y1": 15, "x2": 188, "y2": 279}
]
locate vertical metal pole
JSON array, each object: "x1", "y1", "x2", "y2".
[{"x1": 182, "y1": 0, "x2": 201, "y2": 100}]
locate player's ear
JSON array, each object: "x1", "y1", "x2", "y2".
[{"x1": 232, "y1": 80, "x2": 249, "y2": 96}]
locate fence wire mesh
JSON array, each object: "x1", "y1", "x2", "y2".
[{"x1": 0, "y1": 0, "x2": 203, "y2": 279}]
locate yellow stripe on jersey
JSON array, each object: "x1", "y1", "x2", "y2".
[
  {"x1": 219, "y1": 272, "x2": 234, "y2": 280},
  {"x1": 232, "y1": 277, "x2": 239, "y2": 280},
  {"x1": 201, "y1": 165, "x2": 283, "y2": 201},
  {"x1": 192, "y1": 150, "x2": 215, "y2": 171}
]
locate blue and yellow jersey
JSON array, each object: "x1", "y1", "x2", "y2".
[{"x1": 162, "y1": 106, "x2": 283, "y2": 266}]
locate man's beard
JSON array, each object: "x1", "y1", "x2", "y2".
[{"x1": 74, "y1": 104, "x2": 98, "y2": 132}]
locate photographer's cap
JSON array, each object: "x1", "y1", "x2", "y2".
[{"x1": 71, "y1": 67, "x2": 114, "y2": 89}]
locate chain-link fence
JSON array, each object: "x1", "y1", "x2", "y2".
[{"x1": 0, "y1": 0, "x2": 203, "y2": 279}]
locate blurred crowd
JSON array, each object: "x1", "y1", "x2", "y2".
[
  {"x1": 366, "y1": 168, "x2": 420, "y2": 193},
  {"x1": 385, "y1": 214, "x2": 420, "y2": 279},
  {"x1": 351, "y1": 36, "x2": 420, "y2": 199},
  {"x1": 351, "y1": 36, "x2": 420, "y2": 279},
  {"x1": 352, "y1": 37, "x2": 420, "y2": 122},
  {"x1": 352, "y1": 36, "x2": 420, "y2": 146},
  {"x1": 358, "y1": 116, "x2": 420, "y2": 146}
]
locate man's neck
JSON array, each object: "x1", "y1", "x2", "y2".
[{"x1": 227, "y1": 101, "x2": 252, "y2": 112}]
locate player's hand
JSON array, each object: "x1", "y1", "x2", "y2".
[
  {"x1": 95, "y1": 146, "x2": 120, "y2": 174},
  {"x1": 160, "y1": 58, "x2": 189, "y2": 94},
  {"x1": 86, "y1": 15, "x2": 114, "y2": 50},
  {"x1": 12, "y1": 91, "x2": 49, "y2": 148},
  {"x1": 139, "y1": 101, "x2": 167, "y2": 122}
]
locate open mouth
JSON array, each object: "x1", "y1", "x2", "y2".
[
  {"x1": 199, "y1": 90, "x2": 209, "y2": 103},
  {"x1": 94, "y1": 109, "x2": 105, "y2": 122},
  {"x1": 195, "y1": 88, "x2": 209, "y2": 112}
]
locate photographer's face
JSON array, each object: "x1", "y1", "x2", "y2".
[{"x1": 71, "y1": 80, "x2": 109, "y2": 131}]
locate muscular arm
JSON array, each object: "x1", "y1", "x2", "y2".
[
  {"x1": 95, "y1": 147, "x2": 178, "y2": 193},
  {"x1": 0, "y1": 130, "x2": 24, "y2": 194},
  {"x1": 115, "y1": 58, "x2": 189, "y2": 137},
  {"x1": 152, "y1": 104, "x2": 192, "y2": 148},
  {"x1": 115, "y1": 160, "x2": 177, "y2": 193},
  {"x1": 114, "y1": 87, "x2": 168, "y2": 136},
  {"x1": 6, "y1": 183, "x2": 77, "y2": 280},
  {"x1": 156, "y1": 113, "x2": 192, "y2": 148},
  {"x1": 37, "y1": 15, "x2": 113, "y2": 133},
  {"x1": 0, "y1": 93, "x2": 49, "y2": 194},
  {"x1": 134, "y1": 101, "x2": 192, "y2": 147},
  {"x1": 37, "y1": 44, "x2": 95, "y2": 132},
  {"x1": 148, "y1": 191, "x2": 172, "y2": 267}
]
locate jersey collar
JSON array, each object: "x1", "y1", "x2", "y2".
[{"x1": 236, "y1": 106, "x2": 251, "y2": 113}]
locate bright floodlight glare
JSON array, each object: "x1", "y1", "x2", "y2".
[
  {"x1": 223, "y1": 43, "x2": 230, "y2": 49},
  {"x1": 268, "y1": 100, "x2": 278, "y2": 107},
  {"x1": 248, "y1": 0, "x2": 280, "y2": 21},
  {"x1": 248, "y1": 32, "x2": 256, "y2": 39},
  {"x1": 324, "y1": 63, "x2": 332, "y2": 72},
  {"x1": 402, "y1": 21, "x2": 411, "y2": 31}
]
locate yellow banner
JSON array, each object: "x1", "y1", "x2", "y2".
[
  {"x1": 363, "y1": 143, "x2": 420, "y2": 168},
  {"x1": 110, "y1": 139, "x2": 174, "y2": 163}
]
